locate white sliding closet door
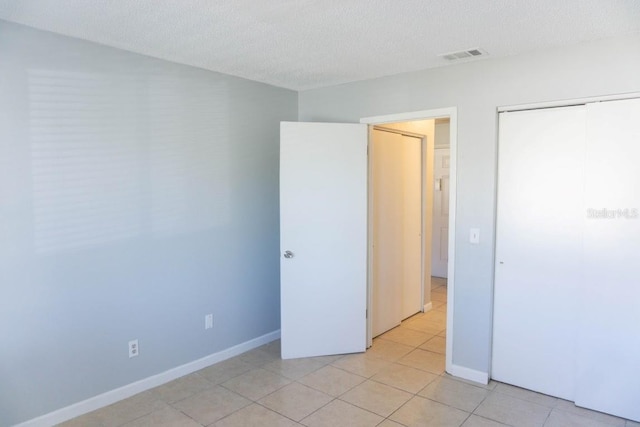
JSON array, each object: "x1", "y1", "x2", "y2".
[
  {"x1": 492, "y1": 106, "x2": 586, "y2": 400},
  {"x1": 575, "y1": 99, "x2": 640, "y2": 421},
  {"x1": 371, "y1": 130, "x2": 422, "y2": 337},
  {"x1": 401, "y1": 135, "x2": 422, "y2": 319},
  {"x1": 371, "y1": 130, "x2": 404, "y2": 336}
]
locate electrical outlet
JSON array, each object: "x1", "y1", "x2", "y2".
[
  {"x1": 205, "y1": 314, "x2": 213, "y2": 330},
  {"x1": 128, "y1": 339, "x2": 139, "y2": 358}
]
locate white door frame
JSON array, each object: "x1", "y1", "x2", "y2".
[{"x1": 361, "y1": 107, "x2": 457, "y2": 375}]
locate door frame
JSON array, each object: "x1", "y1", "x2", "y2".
[{"x1": 361, "y1": 107, "x2": 457, "y2": 375}]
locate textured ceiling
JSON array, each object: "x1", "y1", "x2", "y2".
[{"x1": 1, "y1": 0, "x2": 639, "y2": 90}]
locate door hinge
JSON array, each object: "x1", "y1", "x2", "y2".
[{"x1": 366, "y1": 309, "x2": 368, "y2": 319}]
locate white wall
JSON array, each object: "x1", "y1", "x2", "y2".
[
  {"x1": 299, "y1": 33, "x2": 640, "y2": 376},
  {"x1": 0, "y1": 20, "x2": 297, "y2": 426}
]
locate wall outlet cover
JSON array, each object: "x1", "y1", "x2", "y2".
[
  {"x1": 128, "y1": 339, "x2": 139, "y2": 358},
  {"x1": 205, "y1": 314, "x2": 213, "y2": 330}
]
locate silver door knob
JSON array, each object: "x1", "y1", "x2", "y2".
[{"x1": 283, "y1": 250, "x2": 294, "y2": 259}]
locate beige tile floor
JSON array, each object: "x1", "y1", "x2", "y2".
[{"x1": 59, "y1": 278, "x2": 638, "y2": 427}]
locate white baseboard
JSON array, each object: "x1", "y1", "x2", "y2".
[
  {"x1": 423, "y1": 302, "x2": 433, "y2": 313},
  {"x1": 447, "y1": 363, "x2": 489, "y2": 385},
  {"x1": 16, "y1": 330, "x2": 281, "y2": 427}
]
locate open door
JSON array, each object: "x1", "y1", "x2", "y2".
[{"x1": 280, "y1": 122, "x2": 368, "y2": 359}]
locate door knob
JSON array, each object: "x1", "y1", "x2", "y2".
[{"x1": 283, "y1": 250, "x2": 294, "y2": 259}]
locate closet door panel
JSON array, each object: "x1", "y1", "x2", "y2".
[
  {"x1": 401, "y1": 135, "x2": 423, "y2": 319},
  {"x1": 575, "y1": 99, "x2": 640, "y2": 422},
  {"x1": 371, "y1": 130, "x2": 404, "y2": 336},
  {"x1": 492, "y1": 106, "x2": 586, "y2": 400}
]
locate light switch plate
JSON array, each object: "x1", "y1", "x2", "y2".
[{"x1": 470, "y1": 228, "x2": 480, "y2": 244}]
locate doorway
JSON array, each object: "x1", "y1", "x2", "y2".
[
  {"x1": 278, "y1": 107, "x2": 457, "y2": 372},
  {"x1": 362, "y1": 108, "x2": 457, "y2": 374}
]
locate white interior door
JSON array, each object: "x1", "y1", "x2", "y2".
[
  {"x1": 575, "y1": 99, "x2": 640, "y2": 422},
  {"x1": 280, "y1": 121, "x2": 367, "y2": 359},
  {"x1": 493, "y1": 106, "x2": 586, "y2": 401},
  {"x1": 431, "y1": 148, "x2": 450, "y2": 278}
]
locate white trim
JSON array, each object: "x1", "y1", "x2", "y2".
[
  {"x1": 448, "y1": 363, "x2": 489, "y2": 385},
  {"x1": 372, "y1": 125, "x2": 425, "y2": 139},
  {"x1": 497, "y1": 91, "x2": 640, "y2": 113},
  {"x1": 360, "y1": 107, "x2": 457, "y2": 380},
  {"x1": 445, "y1": 109, "x2": 457, "y2": 377},
  {"x1": 361, "y1": 108, "x2": 456, "y2": 124},
  {"x1": 423, "y1": 302, "x2": 433, "y2": 313},
  {"x1": 15, "y1": 330, "x2": 281, "y2": 427},
  {"x1": 366, "y1": 126, "x2": 374, "y2": 348},
  {"x1": 419, "y1": 132, "x2": 428, "y2": 321}
]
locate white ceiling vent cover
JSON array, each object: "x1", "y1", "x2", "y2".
[{"x1": 439, "y1": 48, "x2": 488, "y2": 61}]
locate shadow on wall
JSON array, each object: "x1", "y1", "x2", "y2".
[
  {"x1": 0, "y1": 21, "x2": 294, "y2": 426},
  {"x1": 28, "y1": 69, "x2": 231, "y2": 254}
]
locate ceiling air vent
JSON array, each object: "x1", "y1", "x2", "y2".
[{"x1": 439, "y1": 48, "x2": 487, "y2": 62}]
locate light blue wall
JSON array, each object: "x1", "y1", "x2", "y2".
[
  {"x1": 299, "y1": 34, "x2": 640, "y2": 376},
  {"x1": 0, "y1": 20, "x2": 297, "y2": 426}
]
